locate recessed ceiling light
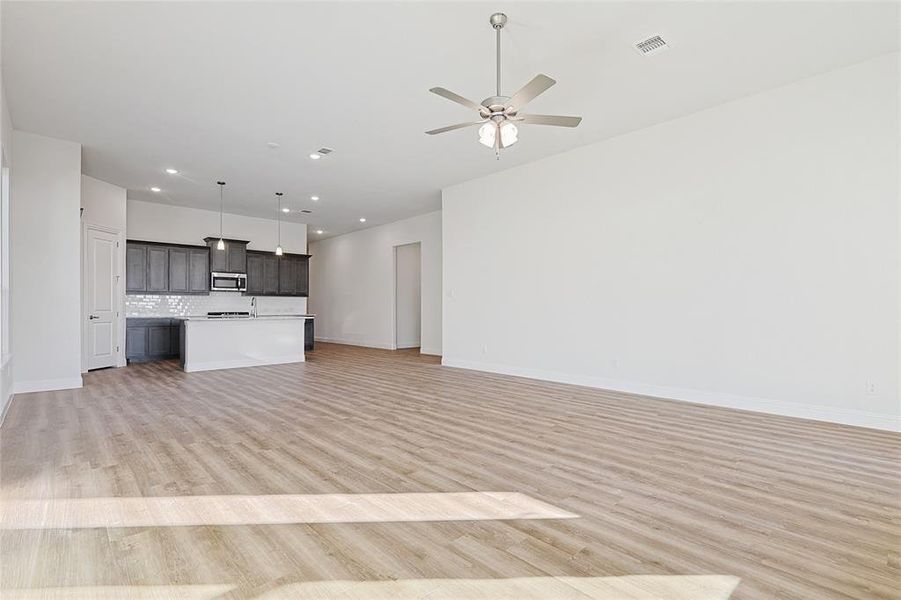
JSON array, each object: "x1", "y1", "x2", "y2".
[
  {"x1": 267, "y1": 142, "x2": 281, "y2": 149},
  {"x1": 151, "y1": 187, "x2": 161, "y2": 192},
  {"x1": 309, "y1": 153, "x2": 321, "y2": 160},
  {"x1": 282, "y1": 208, "x2": 290, "y2": 213},
  {"x1": 359, "y1": 217, "x2": 366, "y2": 223},
  {"x1": 310, "y1": 195, "x2": 319, "y2": 201},
  {"x1": 315, "y1": 229, "x2": 324, "y2": 234},
  {"x1": 165, "y1": 168, "x2": 178, "y2": 174}
]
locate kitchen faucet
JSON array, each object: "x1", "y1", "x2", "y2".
[{"x1": 250, "y1": 297, "x2": 257, "y2": 318}]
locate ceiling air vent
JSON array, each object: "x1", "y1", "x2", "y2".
[
  {"x1": 635, "y1": 35, "x2": 668, "y2": 56},
  {"x1": 316, "y1": 147, "x2": 334, "y2": 155},
  {"x1": 300, "y1": 209, "x2": 312, "y2": 214}
]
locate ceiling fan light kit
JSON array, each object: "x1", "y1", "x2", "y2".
[{"x1": 426, "y1": 12, "x2": 582, "y2": 155}]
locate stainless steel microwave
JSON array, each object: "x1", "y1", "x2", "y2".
[{"x1": 210, "y1": 272, "x2": 247, "y2": 292}]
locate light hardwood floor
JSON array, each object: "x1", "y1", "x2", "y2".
[{"x1": 1, "y1": 343, "x2": 899, "y2": 599}]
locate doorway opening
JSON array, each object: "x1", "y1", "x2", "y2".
[{"x1": 394, "y1": 242, "x2": 421, "y2": 351}]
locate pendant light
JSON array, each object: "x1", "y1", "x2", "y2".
[
  {"x1": 275, "y1": 192, "x2": 284, "y2": 256},
  {"x1": 216, "y1": 181, "x2": 226, "y2": 250}
]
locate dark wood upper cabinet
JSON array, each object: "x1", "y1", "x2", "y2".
[
  {"x1": 125, "y1": 239, "x2": 301, "y2": 297},
  {"x1": 126, "y1": 241, "x2": 210, "y2": 296},
  {"x1": 296, "y1": 256, "x2": 309, "y2": 296},
  {"x1": 125, "y1": 244, "x2": 147, "y2": 292},
  {"x1": 147, "y1": 247, "x2": 169, "y2": 292},
  {"x1": 168, "y1": 248, "x2": 189, "y2": 293},
  {"x1": 204, "y1": 238, "x2": 249, "y2": 273},
  {"x1": 263, "y1": 255, "x2": 280, "y2": 295},
  {"x1": 278, "y1": 255, "x2": 298, "y2": 295},
  {"x1": 245, "y1": 250, "x2": 309, "y2": 297},
  {"x1": 228, "y1": 243, "x2": 246, "y2": 274},
  {"x1": 209, "y1": 242, "x2": 228, "y2": 273},
  {"x1": 188, "y1": 248, "x2": 210, "y2": 294},
  {"x1": 245, "y1": 253, "x2": 264, "y2": 295}
]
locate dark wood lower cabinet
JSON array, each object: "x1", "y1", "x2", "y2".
[
  {"x1": 305, "y1": 318, "x2": 314, "y2": 352},
  {"x1": 126, "y1": 318, "x2": 181, "y2": 363}
]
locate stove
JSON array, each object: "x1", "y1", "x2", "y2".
[{"x1": 207, "y1": 311, "x2": 251, "y2": 319}]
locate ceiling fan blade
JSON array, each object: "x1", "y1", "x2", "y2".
[
  {"x1": 425, "y1": 121, "x2": 485, "y2": 135},
  {"x1": 507, "y1": 74, "x2": 556, "y2": 111},
  {"x1": 517, "y1": 114, "x2": 582, "y2": 127},
  {"x1": 429, "y1": 87, "x2": 484, "y2": 113}
]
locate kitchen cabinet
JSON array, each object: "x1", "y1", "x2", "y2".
[
  {"x1": 147, "y1": 247, "x2": 169, "y2": 292},
  {"x1": 187, "y1": 248, "x2": 210, "y2": 293},
  {"x1": 168, "y1": 248, "x2": 189, "y2": 293},
  {"x1": 205, "y1": 238, "x2": 249, "y2": 274},
  {"x1": 278, "y1": 255, "x2": 298, "y2": 295},
  {"x1": 126, "y1": 241, "x2": 210, "y2": 295},
  {"x1": 126, "y1": 318, "x2": 181, "y2": 362},
  {"x1": 263, "y1": 255, "x2": 280, "y2": 295},
  {"x1": 245, "y1": 251, "x2": 309, "y2": 297},
  {"x1": 125, "y1": 244, "x2": 148, "y2": 292},
  {"x1": 304, "y1": 318, "x2": 314, "y2": 352},
  {"x1": 245, "y1": 253, "x2": 264, "y2": 295}
]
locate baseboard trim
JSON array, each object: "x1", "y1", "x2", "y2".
[
  {"x1": 441, "y1": 358, "x2": 900, "y2": 433},
  {"x1": 314, "y1": 337, "x2": 443, "y2": 355},
  {"x1": 12, "y1": 376, "x2": 84, "y2": 395},
  {"x1": 0, "y1": 354, "x2": 11, "y2": 428},
  {"x1": 314, "y1": 337, "x2": 396, "y2": 350}
]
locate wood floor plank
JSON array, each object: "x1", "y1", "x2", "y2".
[{"x1": 1, "y1": 343, "x2": 899, "y2": 599}]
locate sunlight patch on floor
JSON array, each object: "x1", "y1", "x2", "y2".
[
  {"x1": 1, "y1": 585, "x2": 234, "y2": 600},
  {"x1": 0, "y1": 577, "x2": 739, "y2": 600},
  {"x1": 0, "y1": 491, "x2": 577, "y2": 529},
  {"x1": 254, "y1": 576, "x2": 740, "y2": 599}
]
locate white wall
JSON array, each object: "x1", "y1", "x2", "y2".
[
  {"x1": 395, "y1": 242, "x2": 422, "y2": 349},
  {"x1": 443, "y1": 53, "x2": 900, "y2": 431},
  {"x1": 127, "y1": 199, "x2": 307, "y2": 254},
  {"x1": 83, "y1": 175, "x2": 126, "y2": 231},
  {"x1": 309, "y1": 211, "x2": 441, "y2": 355},
  {"x1": 81, "y1": 175, "x2": 127, "y2": 369},
  {"x1": 0, "y1": 75, "x2": 13, "y2": 418},
  {"x1": 126, "y1": 199, "x2": 308, "y2": 316},
  {"x1": 11, "y1": 131, "x2": 83, "y2": 393}
]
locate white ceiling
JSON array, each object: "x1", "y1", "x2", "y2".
[{"x1": 2, "y1": 2, "x2": 897, "y2": 238}]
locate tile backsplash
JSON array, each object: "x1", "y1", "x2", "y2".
[{"x1": 126, "y1": 292, "x2": 308, "y2": 317}]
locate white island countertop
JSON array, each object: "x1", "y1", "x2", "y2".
[
  {"x1": 179, "y1": 314, "x2": 314, "y2": 321},
  {"x1": 180, "y1": 315, "x2": 312, "y2": 372}
]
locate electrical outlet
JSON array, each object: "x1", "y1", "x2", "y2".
[
  {"x1": 865, "y1": 380, "x2": 877, "y2": 395},
  {"x1": 482, "y1": 345, "x2": 488, "y2": 354}
]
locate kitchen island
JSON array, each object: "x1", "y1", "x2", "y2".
[{"x1": 179, "y1": 315, "x2": 313, "y2": 373}]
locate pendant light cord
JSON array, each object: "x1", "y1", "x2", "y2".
[
  {"x1": 217, "y1": 181, "x2": 225, "y2": 239},
  {"x1": 276, "y1": 192, "x2": 283, "y2": 248}
]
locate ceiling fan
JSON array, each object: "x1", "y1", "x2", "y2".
[{"x1": 426, "y1": 12, "x2": 582, "y2": 153}]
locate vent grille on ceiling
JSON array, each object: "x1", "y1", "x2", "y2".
[
  {"x1": 635, "y1": 35, "x2": 668, "y2": 56},
  {"x1": 300, "y1": 209, "x2": 312, "y2": 214},
  {"x1": 316, "y1": 147, "x2": 334, "y2": 155}
]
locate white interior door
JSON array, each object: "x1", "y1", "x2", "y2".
[{"x1": 84, "y1": 227, "x2": 118, "y2": 370}]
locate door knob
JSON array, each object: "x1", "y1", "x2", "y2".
[{"x1": 89, "y1": 315, "x2": 100, "y2": 320}]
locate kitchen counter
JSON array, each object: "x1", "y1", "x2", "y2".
[
  {"x1": 179, "y1": 314, "x2": 315, "y2": 321},
  {"x1": 180, "y1": 316, "x2": 310, "y2": 372}
]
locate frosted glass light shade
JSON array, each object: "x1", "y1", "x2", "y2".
[{"x1": 478, "y1": 122, "x2": 496, "y2": 148}]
